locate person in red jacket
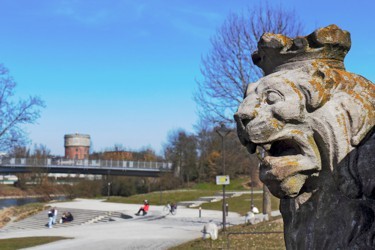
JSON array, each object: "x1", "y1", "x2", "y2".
[{"x1": 135, "y1": 200, "x2": 149, "y2": 216}]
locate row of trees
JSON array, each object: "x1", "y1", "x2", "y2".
[{"x1": 163, "y1": 125, "x2": 260, "y2": 186}]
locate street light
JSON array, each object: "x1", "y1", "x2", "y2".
[
  {"x1": 107, "y1": 182, "x2": 111, "y2": 199},
  {"x1": 216, "y1": 123, "x2": 230, "y2": 231},
  {"x1": 250, "y1": 173, "x2": 254, "y2": 210},
  {"x1": 250, "y1": 153, "x2": 256, "y2": 211}
]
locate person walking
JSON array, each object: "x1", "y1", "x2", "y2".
[{"x1": 47, "y1": 209, "x2": 54, "y2": 228}]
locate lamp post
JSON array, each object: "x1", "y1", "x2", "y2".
[
  {"x1": 258, "y1": 148, "x2": 271, "y2": 219},
  {"x1": 250, "y1": 173, "x2": 254, "y2": 210},
  {"x1": 216, "y1": 123, "x2": 230, "y2": 231},
  {"x1": 250, "y1": 153, "x2": 258, "y2": 211},
  {"x1": 107, "y1": 182, "x2": 111, "y2": 199}
]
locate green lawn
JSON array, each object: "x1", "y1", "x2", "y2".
[
  {"x1": 198, "y1": 193, "x2": 279, "y2": 216},
  {"x1": 107, "y1": 189, "x2": 280, "y2": 217},
  {"x1": 0, "y1": 237, "x2": 71, "y2": 250},
  {"x1": 191, "y1": 177, "x2": 257, "y2": 191},
  {"x1": 107, "y1": 178, "x2": 265, "y2": 206},
  {"x1": 107, "y1": 178, "x2": 280, "y2": 216}
]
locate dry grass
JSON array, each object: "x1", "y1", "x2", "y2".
[
  {"x1": 0, "y1": 183, "x2": 68, "y2": 198},
  {"x1": 0, "y1": 185, "x2": 31, "y2": 197},
  {"x1": 170, "y1": 217, "x2": 285, "y2": 250}
]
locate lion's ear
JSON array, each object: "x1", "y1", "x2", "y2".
[
  {"x1": 300, "y1": 69, "x2": 329, "y2": 112},
  {"x1": 341, "y1": 99, "x2": 373, "y2": 146},
  {"x1": 244, "y1": 81, "x2": 258, "y2": 98}
]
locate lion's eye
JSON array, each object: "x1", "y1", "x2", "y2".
[{"x1": 266, "y1": 91, "x2": 282, "y2": 104}]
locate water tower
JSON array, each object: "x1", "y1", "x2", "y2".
[{"x1": 64, "y1": 133, "x2": 90, "y2": 160}]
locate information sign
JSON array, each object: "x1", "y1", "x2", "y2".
[{"x1": 216, "y1": 175, "x2": 230, "y2": 185}]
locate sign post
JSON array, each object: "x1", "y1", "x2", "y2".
[
  {"x1": 216, "y1": 175, "x2": 230, "y2": 231},
  {"x1": 216, "y1": 175, "x2": 230, "y2": 185},
  {"x1": 215, "y1": 123, "x2": 231, "y2": 231}
]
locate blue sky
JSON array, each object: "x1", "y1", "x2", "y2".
[{"x1": 1, "y1": 0, "x2": 374, "y2": 156}]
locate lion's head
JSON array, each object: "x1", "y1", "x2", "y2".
[{"x1": 235, "y1": 25, "x2": 375, "y2": 199}]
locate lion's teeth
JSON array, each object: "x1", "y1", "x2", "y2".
[
  {"x1": 256, "y1": 147, "x2": 267, "y2": 161},
  {"x1": 262, "y1": 144, "x2": 271, "y2": 151}
]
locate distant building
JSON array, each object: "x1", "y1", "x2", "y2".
[
  {"x1": 64, "y1": 133, "x2": 90, "y2": 160},
  {"x1": 103, "y1": 151, "x2": 133, "y2": 160}
]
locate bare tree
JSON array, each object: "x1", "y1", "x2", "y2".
[
  {"x1": 9, "y1": 145, "x2": 30, "y2": 157},
  {"x1": 32, "y1": 143, "x2": 51, "y2": 159},
  {"x1": 31, "y1": 144, "x2": 51, "y2": 186},
  {"x1": 0, "y1": 64, "x2": 45, "y2": 151},
  {"x1": 163, "y1": 129, "x2": 198, "y2": 184},
  {"x1": 195, "y1": 3, "x2": 303, "y2": 124}
]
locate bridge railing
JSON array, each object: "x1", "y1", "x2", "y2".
[
  {"x1": 0, "y1": 158, "x2": 50, "y2": 166},
  {"x1": 0, "y1": 158, "x2": 173, "y2": 171}
]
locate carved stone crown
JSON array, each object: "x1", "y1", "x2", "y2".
[{"x1": 252, "y1": 24, "x2": 351, "y2": 75}]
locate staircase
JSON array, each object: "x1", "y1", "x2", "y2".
[{"x1": 1, "y1": 208, "x2": 128, "y2": 232}]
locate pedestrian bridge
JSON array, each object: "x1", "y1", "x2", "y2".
[{"x1": 0, "y1": 158, "x2": 173, "y2": 177}]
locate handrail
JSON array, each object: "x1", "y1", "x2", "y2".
[{"x1": 0, "y1": 157, "x2": 172, "y2": 171}]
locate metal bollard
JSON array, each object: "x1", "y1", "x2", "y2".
[
  {"x1": 199, "y1": 207, "x2": 202, "y2": 218},
  {"x1": 226, "y1": 203, "x2": 229, "y2": 216}
]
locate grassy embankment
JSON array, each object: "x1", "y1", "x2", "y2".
[
  {"x1": 0, "y1": 185, "x2": 34, "y2": 197},
  {"x1": 0, "y1": 183, "x2": 68, "y2": 199},
  {"x1": 0, "y1": 202, "x2": 47, "y2": 228}
]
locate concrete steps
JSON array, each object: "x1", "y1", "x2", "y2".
[{"x1": 2, "y1": 207, "x2": 127, "y2": 232}]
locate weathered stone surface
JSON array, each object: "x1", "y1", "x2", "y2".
[{"x1": 235, "y1": 25, "x2": 375, "y2": 249}]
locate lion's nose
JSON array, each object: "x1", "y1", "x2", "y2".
[
  {"x1": 234, "y1": 111, "x2": 252, "y2": 128},
  {"x1": 242, "y1": 117, "x2": 251, "y2": 127},
  {"x1": 235, "y1": 95, "x2": 259, "y2": 128}
]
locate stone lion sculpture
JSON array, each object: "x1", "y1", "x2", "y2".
[{"x1": 235, "y1": 25, "x2": 375, "y2": 249}]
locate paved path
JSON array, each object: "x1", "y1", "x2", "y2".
[{"x1": 0, "y1": 199, "x2": 246, "y2": 250}]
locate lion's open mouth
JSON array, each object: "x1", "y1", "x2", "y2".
[
  {"x1": 245, "y1": 138, "x2": 303, "y2": 158},
  {"x1": 242, "y1": 132, "x2": 321, "y2": 198},
  {"x1": 267, "y1": 139, "x2": 302, "y2": 157}
]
